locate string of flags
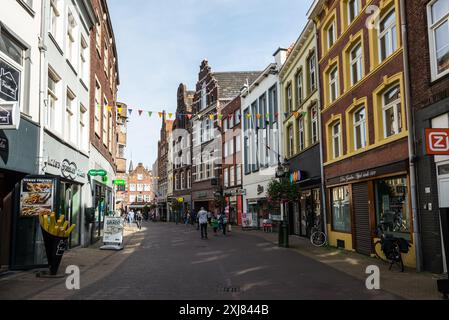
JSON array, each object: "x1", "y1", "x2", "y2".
[{"x1": 97, "y1": 104, "x2": 307, "y2": 122}]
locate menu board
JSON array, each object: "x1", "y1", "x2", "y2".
[{"x1": 20, "y1": 177, "x2": 56, "y2": 217}]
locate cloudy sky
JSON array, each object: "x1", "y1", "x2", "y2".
[{"x1": 109, "y1": 0, "x2": 312, "y2": 169}]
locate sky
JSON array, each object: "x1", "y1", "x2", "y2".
[{"x1": 108, "y1": 0, "x2": 313, "y2": 170}]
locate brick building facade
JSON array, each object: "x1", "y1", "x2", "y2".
[{"x1": 127, "y1": 163, "x2": 153, "y2": 210}]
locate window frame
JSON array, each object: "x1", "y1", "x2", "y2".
[
  {"x1": 327, "y1": 20, "x2": 336, "y2": 49},
  {"x1": 382, "y1": 85, "x2": 402, "y2": 138},
  {"x1": 298, "y1": 116, "x2": 305, "y2": 152},
  {"x1": 350, "y1": 42, "x2": 363, "y2": 85},
  {"x1": 329, "y1": 66, "x2": 339, "y2": 103},
  {"x1": 353, "y1": 106, "x2": 367, "y2": 150},
  {"x1": 427, "y1": 0, "x2": 449, "y2": 81},
  {"x1": 332, "y1": 121, "x2": 342, "y2": 159},
  {"x1": 378, "y1": 9, "x2": 397, "y2": 63}
]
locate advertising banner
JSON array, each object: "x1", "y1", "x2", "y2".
[
  {"x1": 20, "y1": 177, "x2": 56, "y2": 217},
  {"x1": 103, "y1": 216, "x2": 124, "y2": 244}
]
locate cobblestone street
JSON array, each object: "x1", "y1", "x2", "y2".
[{"x1": 2, "y1": 222, "x2": 436, "y2": 300}]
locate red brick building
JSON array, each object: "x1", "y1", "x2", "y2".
[
  {"x1": 127, "y1": 163, "x2": 154, "y2": 211},
  {"x1": 405, "y1": 0, "x2": 449, "y2": 273}
]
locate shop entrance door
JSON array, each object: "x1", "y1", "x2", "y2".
[{"x1": 353, "y1": 182, "x2": 372, "y2": 255}]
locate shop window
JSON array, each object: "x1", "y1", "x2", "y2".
[
  {"x1": 428, "y1": 0, "x2": 449, "y2": 80},
  {"x1": 331, "y1": 186, "x2": 351, "y2": 232},
  {"x1": 375, "y1": 177, "x2": 410, "y2": 239},
  {"x1": 382, "y1": 84, "x2": 402, "y2": 138}
]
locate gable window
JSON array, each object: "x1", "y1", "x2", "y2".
[
  {"x1": 296, "y1": 72, "x2": 303, "y2": 106},
  {"x1": 428, "y1": 0, "x2": 449, "y2": 79},
  {"x1": 329, "y1": 66, "x2": 339, "y2": 103},
  {"x1": 332, "y1": 122, "x2": 342, "y2": 159},
  {"x1": 350, "y1": 43, "x2": 363, "y2": 85},
  {"x1": 354, "y1": 107, "x2": 367, "y2": 150},
  {"x1": 309, "y1": 54, "x2": 316, "y2": 93},
  {"x1": 311, "y1": 106, "x2": 318, "y2": 144},
  {"x1": 382, "y1": 85, "x2": 402, "y2": 138},
  {"x1": 298, "y1": 116, "x2": 305, "y2": 152},
  {"x1": 379, "y1": 10, "x2": 397, "y2": 62},
  {"x1": 327, "y1": 21, "x2": 336, "y2": 49},
  {"x1": 348, "y1": 0, "x2": 360, "y2": 24}
]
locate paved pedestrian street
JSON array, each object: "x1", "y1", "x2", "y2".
[{"x1": 2, "y1": 222, "x2": 434, "y2": 300}]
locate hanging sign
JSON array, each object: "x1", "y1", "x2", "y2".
[
  {"x1": 426, "y1": 128, "x2": 449, "y2": 155},
  {"x1": 88, "y1": 169, "x2": 108, "y2": 177}
]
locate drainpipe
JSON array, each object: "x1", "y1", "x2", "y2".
[
  {"x1": 313, "y1": 22, "x2": 328, "y2": 233},
  {"x1": 38, "y1": 0, "x2": 48, "y2": 175},
  {"x1": 400, "y1": 0, "x2": 423, "y2": 272}
]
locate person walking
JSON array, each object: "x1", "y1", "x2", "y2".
[
  {"x1": 219, "y1": 212, "x2": 228, "y2": 236},
  {"x1": 211, "y1": 213, "x2": 219, "y2": 236},
  {"x1": 136, "y1": 211, "x2": 143, "y2": 230},
  {"x1": 198, "y1": 207, "x2": 208, "y2": 240}
]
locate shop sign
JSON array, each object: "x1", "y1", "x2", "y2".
[
  {"x1": 257, "y1": 185, "x2": 264, "y2": 195},
  {"x1": 339, "y1": 170, "x2": 377, "y2": 183},
  {"x1": 290, "y1": 170, "x2": 303, "y2": 184},
  {"x1": 0, "y1": 58, "x2": 21, "y2": 130},
  {"x1": 103, "y1": 216, "x2": 124, "y2": 244},
  {"x1": 426, "y1": 129, "x2": 449, "y2": 155},
  {"x1": 88, "y1": 169, "x2": 107, "y2": 177},
  {"x1": 113, "y1": 179, "x2": 126, "y2": 186},
  {"x1": 46, "y1": 158, "x2": 86, "y2": 181},
  {"x1": 19, "y1": 176, "x2": 56, "y2": 217},
  {"x1": 197, "y1": 191, "x2": 208, "y2": 199},
  {"x1": 0, "y1": 102, "x2": 20, "y2": 129}
]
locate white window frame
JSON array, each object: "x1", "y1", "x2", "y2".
[
  {"x1": 378, "y1": 9, "x2": 397, "y2": 62},
  {"x1": 230, "y1": 166, "x2": 235, "y2": 187},
  {"x1": 298, "y1": 116, "x2": 305, "y2": 152},
  {"x1": 348, "y1": 0, "x2": 360, "y2": 25},
  {"x1": 309, "y1": 54, "x2": 316, "y2": 92},
  {"x1": 296, "y1": 72, "x2": 303, "y2": 105},
  {"x1": 350, "y1": 42, "x2": 363, "y2": 85},
  {"x1": 329, "y1": 66, "x2": 339, "y2": 103},
  {"x1": 80, "y1": 36, "x2": 88, "y2": 83},
  {"x1": 129, "y1": 184, "x2": 136, "y2": 192},
  {"x1": 427, "y1": 0, "x2": 449, "y2": 81},
  {"x1": 311, "y1": 106, "x2": 318, "y2": 144},
  {"x1": 353, "y1": 106, "x2": 367, "y2": 150},
  {"x1": 236, "y1": 134, "x2": 241, "y2": 153},
  {"x1": 94, "y1": 78, "x2": 101, "y2": 136},
  {"x1": 288, "y1": 125, "x2": 294, "y2": 157},
  {"x1": 47, "y1": 68, "x2": 60, "y2": 131},
  {"x1": 332, "y1": 122, "x2": 342, "y2": 159},
  {"x1": 79, "y1": 103, "x2": 87, "y2": 151},
  {"x1": 287, "y1": 84, "x2": 292, "y2": 113},
  {"x1": 327, "y1": 21, "x2": 336, "y2": 49},
  {"x1": 50, "y1": 0, "x2": 60, "y2": 42},
  {"x1": 65, "y1": 89, "x2": 76, "y2": 144},
  {"x1": 224, "y1": 167, "x2": 229, "y2": 188},
  {"x1": 382, "y1": 85, "x2": 402, "y2": 138}
]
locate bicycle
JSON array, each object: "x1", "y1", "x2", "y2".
[
  {"x1": 310, "y1": 220, "x2": 327, "y2": 247},
  {"x1": 373, "y1": 223, "x2": 410, "y2": 272}
]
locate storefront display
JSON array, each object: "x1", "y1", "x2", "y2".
[
  {"x1": 331, "y1": 186, "x2": 351, "y2": 233},
  {"x1": 375, "y1": 176, "x2": 410, "y2": 239},
  {"x1": 20, "y1": 177, "x2": 55, "y2": 217}
]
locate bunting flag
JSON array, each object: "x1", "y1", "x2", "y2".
[
  {"x1": 256, "y1": 113, "x2": 262, "y2": 120},
  {"x1": 138, "y1": 110, "x2": 143, "y2": 116},
  {"x1": 187, "y1": 114, "x2": 192, "y2": 120},
  {"x1": 293, "y1": 111, "x2": 299, "y2": 118},
  {"x1": 246, "y1": 113, "x2": 252, "y2": 119},
  {"x1": 238, "y1": 114, "x2": 242, "y2": 120},
  {"x1": 284, "y1": 112, "x2": 288, "y2": 118},
  {"x1": 148, "y1": 111, "x2": 153, "y2": 117},
  {"x1": 158, "y1": 112, "x2": 164, "y2": 118},
  {"x1": 218, "y1": 114, "x2": 223, "y2": 120},
  {"x1": 168, "y1": 113, "x2": 173, "y2": 119},
  {"x1": 266, "y1": 113, "x2": 270, "y2": 119},
  {"x1": 198, "y1": 114, "x2": 203, "y2": 120},
  {"x1": 275, "y1": 112, "x2": 279, "y2": 118},
  {"x1": 107, "y1": 106, "x2": 112, "y2": 112},
  {"x1": 209, "y1": 114, "x2": 214, "y2": 120},
  {"x1": 117, "y1": 107, "x2": 123, "y2": 114},
  {"x1": 128, "y1": 109, "x2": 133, "y2": 116}
]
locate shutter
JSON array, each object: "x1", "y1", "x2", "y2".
[{"x1": 353, "y1": 182, "x2": 372, "y2": 255}]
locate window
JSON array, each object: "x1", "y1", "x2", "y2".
[
  {"x1": 309, "y1": 54, "x2": 316, "y2": 93},
  {"x1": 327, "y1": 21, "x2": 336, "y2": 49},
  {"x1": 129, "y1": 195, "x2": 136, "y2": 203},
  {"x1": 66, "y1": 11, "x2": 77, "y2": 66},
  {"x1": 94, "y1": 79, "x2": 101, "y2": 135},
  {"x1": 379, "y1": 10, "x2": 397, "y2": 62},
  {"x1": 187, "y1": 170, "x2": 191, "y2": 188},
  {"x1": 329, "y1": 67, "x2": 339, "y2": 103},
  {"x1": 230, "y1": 166, "x2": 235, "y2": 187},
  {"x1": 296, "y1": 72, "x2": 303, "y2": 106},
  {"x1": 129, "y1": 184, "x2": 136, "y2": 192},
  {"x1": 331, "y1": 186, "x2": 351, "y2": 232},
  {"x1": 229, "y1": 138, "x2": 234, "y2": 156},
  {"x1": 95, "y1": 11, "x2": 101, "y2": 53},
  {"x1": 375, "y1": 176, "x2": 410, "y2": 239},
  {"x1": 353, "y1": 107, "x2": 367, "y2": 150},
  {"x1": 382, "y1": 85, "x2": 402, "y2": 138},
  {"x1": 350, "y1": 43, "x2": 363, "y2": 85},
  {"x1": 332, "y1": 122, "x2": 341, "y2": 159},
  {"x1": 144, "y1": 184, "x2": 151, "y2": 191},
  {"x1": 288, "y1": 125, "x2": 294, "y2": 157},
  {"x1": 229, "y1": 113, "x2": 234, "y2": 128},
  {"x1": 79, "y1": 104, "x2": 87, "y2": 150},
  {"x1": 50, "y1": 0, "x2": 60, "y2": 41},
  {"x1": 224, "y1": 141, "x2": 228, "y2": 158},
  {"x1": 223, "y1": 118, "x2": 228, "y2": 132},
  {"x1": 428, "y1": 0, "x2": 449, "y2": 79},
  {"x1": 311, "y1": 106, "x2": 318, "y2": 144},
  {"x1": 286, "y1": 84, "x2": 292, "y2": 113},
  {"x1": 235, "y1": 110, "x2": 241, "y2": 125},
  {"x1": 224, "y1": 168, "x2": 229, "y2": 188},
  {"x1": 108, "y1": 110, "x2": 113, "y2": 151},
  {"x1": 348, "y1": 0, "x2": 360, "y2": 24},
  {"x1": 144, "y1": 195, "x2": 150, "y2": 203},
  {"x1": 103, "y1": 97, "x2": 108, "y2": 146},
  {"x1": 181, "y1": 172, "x2": 185, "y2": 189},
  {"x1": 298, "y1": 117, "x2": 305, "y2": 152},
  {"x1": 236, "y1": 165, "x2": 242, "y2": 185},
  {"x1": 137, "y1": 184, "x2": 143, "y2": 192},
  {"x1": 80, "y1": 37, "x2": 88, "y2": 83},
  {"x1": 137, "y1": 174, "x2": 143, "y2": 180},
  {"x1": 137, "y1": 195, "x2": 143, "y2": 203},
  {"x1": 104, "y1": 41, "x2": 108, "y2": 76},
  {"x1": 65, "y1": 89, "x2": 75, "y2": 143},
  {"x1": 236, "y1": 134, "x2": 241, "y2": 153},
  {"x1": 47, "y1": 69, "x2": 59, "y2": 130}
]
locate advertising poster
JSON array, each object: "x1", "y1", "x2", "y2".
[
  {"x1": 103, "y1": 216, "x2": 124, "y2": 244},
  {"x1": 20, "y1": 177, "x2": 56, "y2": 217}
]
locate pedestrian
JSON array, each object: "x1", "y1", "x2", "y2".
[
  {"x1": 211, "y1": 213, "x2": 219, "y2": 236},
  {"x1": 219, "y1": 212, "x2": 228, "y2": 236},
  {"x1": 185, "y1": 212, "x2": 191, "y2": 225},
  {"x1": 198, "y1": 207, "x2": 208, "y2": 240},
  {"x1": 136, "y1": 211, "x2": 143, "y2": 230}
]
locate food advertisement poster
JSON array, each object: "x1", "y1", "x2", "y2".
[
  {"x1": 20, "y1": 177, "x2": 56, "y2": 217},
  {"x1": 103, "y1": 217, "x2": 124, "y2": 244}
]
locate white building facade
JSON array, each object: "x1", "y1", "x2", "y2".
[{"x1": 241, "y1": 49, "x2": 286, "y2": 229}]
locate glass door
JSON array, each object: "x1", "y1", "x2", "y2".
[{"x1": 70, "y1": 184, "x2": 81, "y2": 247}]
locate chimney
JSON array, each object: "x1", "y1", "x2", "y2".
[{"x1": 273, "y1": 47, "x2": 288, "y2": 68}]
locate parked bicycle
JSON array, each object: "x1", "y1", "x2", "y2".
[
  {"x1": 310, "y1": 220, "x2": 327, "y2": 247},
  {"x1": 374, "y1": 223, "x2": 411, "y2": 272}
]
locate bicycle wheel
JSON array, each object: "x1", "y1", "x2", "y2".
[
  {"x1": 374, "y1": 240, "x2": 388, "y2": 262},
  {"x1": 311, "y1": 231, "x2": 327, "y2": 247}
]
